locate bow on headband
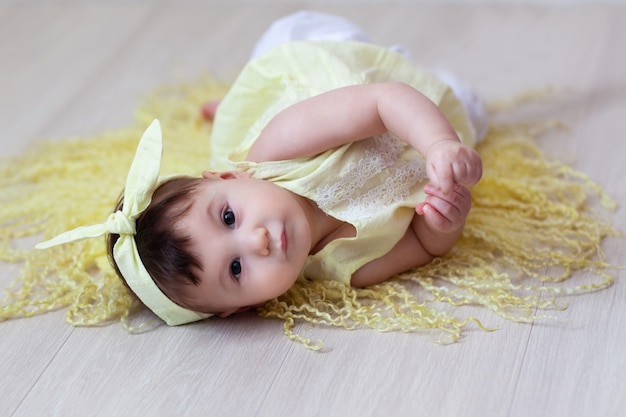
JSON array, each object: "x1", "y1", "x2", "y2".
[{"x1": 36, "y1": 119, "x2": 211, "y2": 325}]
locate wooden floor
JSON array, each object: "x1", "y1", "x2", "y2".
[{"x1": 1, "y1": 2, "x2": 625, "y2": 417}]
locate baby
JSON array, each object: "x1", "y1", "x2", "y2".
[{"x1": 38, "y1": 11, "x2": 485, "y2": 325}]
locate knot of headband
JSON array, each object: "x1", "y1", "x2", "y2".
[{"x1": 36, "y1": 119, "x2": 211, "y2": 326}]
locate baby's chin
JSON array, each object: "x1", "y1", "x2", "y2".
[{"x1": 215, "y1": 302, "x2": 268, "y2": 318}]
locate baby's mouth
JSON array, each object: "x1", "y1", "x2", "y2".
[{"x1": 281, "y1": 227, "x2": 288, "y2": 254}]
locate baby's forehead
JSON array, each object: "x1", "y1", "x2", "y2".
[{"x1": 146, "y1": 178, "x2": 205, "y2": 230}]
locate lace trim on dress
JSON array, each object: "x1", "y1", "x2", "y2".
[{"x1": 315, "y1": 133, "x2": 427, "y2": 222}]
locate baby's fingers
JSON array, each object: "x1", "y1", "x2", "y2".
[
  {"x1": 426, "y1": 143, "x2": 482, "y2": 191},
  {"x1": 417, "y1": 185, "x2": 472, "y2": 232},
  {"x1": 418, "y1": 203, "x2": 458, "y2": 233},
  {"x1": 427, "y1": 161, "x2": 455, "y2": 193},
  {"x1": 452, "y1": 149, "x2": 482, "y2": 187}
]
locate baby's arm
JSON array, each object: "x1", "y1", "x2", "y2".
[
  {"x1": 351, "y1": 183, "x2": 472, "y2": 287},
  {"x1": 248, "y1": 82, "x2": 481, "y2": 192}
]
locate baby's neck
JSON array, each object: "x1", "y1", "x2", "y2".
[{"x1": 293, "y1": 193, "x2": 355, "y2": 255}]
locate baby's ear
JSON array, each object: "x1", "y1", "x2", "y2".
[{"x1": 202, "y1": 170, "x2": 250, "y2": 180}]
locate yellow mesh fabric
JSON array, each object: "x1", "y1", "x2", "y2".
[{"x1": 0, "y1": 76, "x2": 621, "y2": 348}]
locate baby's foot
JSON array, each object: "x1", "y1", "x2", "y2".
[{"x1": 201, "y1": 100, "x2": 221, "y2": 121}]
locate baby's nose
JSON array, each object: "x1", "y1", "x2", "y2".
[{"x1": 246, "y1": 227, "x2": 270, "y2": 256}]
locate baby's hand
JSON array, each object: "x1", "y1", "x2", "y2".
[
  {"x1": 415, "y1": 183, "x2": 472, "y2": 233},
  {"x1": 425, "y1": 140, "x2": 482, "y2": 193}
]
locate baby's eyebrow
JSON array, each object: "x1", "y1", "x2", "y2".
[
  {"x1": 205, "y1": 208, "x2": 232, "y2": 293},
  {"x1": 215, "y1": 254, "x2": 230, "y2": 291},
  {"x1": 206, "y1": 190, "x2": 224, "y2": 224}
]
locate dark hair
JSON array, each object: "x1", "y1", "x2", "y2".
[{"x1": 106, "y1": 176, "x2": 205, "y2": 309}]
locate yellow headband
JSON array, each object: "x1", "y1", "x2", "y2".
[{"x1": 36, "y1": 119, "x2": 212, "y2": 326}]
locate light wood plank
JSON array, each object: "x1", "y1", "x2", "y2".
[
  {"x1": 0, "y1": 288, "x2": 74, "y2": 416},
  {"x1": 1, "y1": 3, "x2": 624, "y2": 417},
  {"x1": 0, "y1": 4, "x2": 155, "y2": 415},
  {"x1": 508, "y1": 8, "x2": 626, "y2": 417},
  {"x1": 0, "y1": 4, "x2": 158, "y2": 156},
  {"x1": 11, "y1": 314, "x2": 297, "y2": 416}
]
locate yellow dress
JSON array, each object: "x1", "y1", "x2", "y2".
[{"x1": 209, "y1": 41, "x2": 478, "y2": 283}]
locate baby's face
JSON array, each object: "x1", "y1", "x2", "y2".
[{"x1": 176, "y1": 171, "x2": 312, "y2": 317}]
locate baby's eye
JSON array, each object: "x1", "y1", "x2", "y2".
[
  {"x1": 223, "y1": 208, "x2": 236, "y2": 227},
  {"x1": 230, "y1": 259, "x2": 242, "y2": 280}
]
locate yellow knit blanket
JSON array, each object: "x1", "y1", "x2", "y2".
[{"x1": 0, "y1": 76, "x2": 621, "y2": 349}]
